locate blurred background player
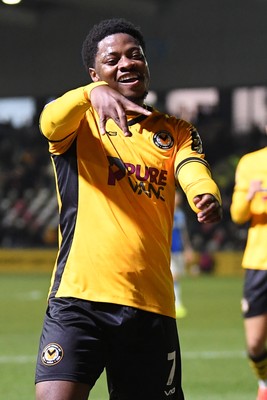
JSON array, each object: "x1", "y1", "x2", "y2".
[
  {"x1": 230, "y1": 131, "x2": 267, "y2": 400},
  {"x1": 171, "y1": 189, "x2": 194, "y2": 318}
]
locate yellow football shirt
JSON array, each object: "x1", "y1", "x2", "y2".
[
  {"x1": 231, "y1": 147, "x2": 267, "y2": 270},
  {"x1": 40, "y1": 83, "x2": 221, "y2": 318}
]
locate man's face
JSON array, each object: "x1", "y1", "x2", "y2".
[{"x1": 89, "y1": 33, "x2": 150, "y2": 106}]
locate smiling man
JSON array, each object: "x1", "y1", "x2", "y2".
[
  {"x1": 35, "y1": 18, "x2": 222, "y2": 400},
  {"x1": 89, "y1": 32, "x2": 149, "y2": 103}
]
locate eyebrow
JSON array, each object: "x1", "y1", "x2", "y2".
[{"x1": 102, "y1": 44, "x2": 142, "y2": 56}]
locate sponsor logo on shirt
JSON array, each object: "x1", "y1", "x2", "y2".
[
  {"x1": 190, "y1": 127, "x2": 203, "y2": 154},
  {"x1": 107, "y1": 156, "x2": 167, "y2": 200}
]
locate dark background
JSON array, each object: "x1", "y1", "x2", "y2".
[
  {"x1": 0, "y1": 0, "x2": 266, "y2": 97},
  {"x1": 0, "y1": 0, "x2": 266, "y2": 254}
]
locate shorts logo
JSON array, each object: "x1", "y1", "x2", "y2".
[
  {"x1": 164, "y1": 387, "x2": 176, "y2": 396},
  {"x1": 241, "y1": 298, "x2": 249, "y2": 314},
  {"x1": 190, "y1": 127, "x2": 203, "y2": 154},
  {"x1": 153, "y1": 131, "x2": 174, "y2": 150},
  {"x1": 41, "y1": 343, "x2": 64, "y2": 366}
]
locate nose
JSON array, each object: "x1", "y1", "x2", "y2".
[{"x1": 118, "y1": 56, "x2": 135, "y2": 70}]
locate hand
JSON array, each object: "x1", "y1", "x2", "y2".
[
  {"x1": 193, "y1": 194, "x2": 222, "y2": 224},
  {"x1": 247, "y1": 179, "x2": 263, "y2": 201},
  {"x1": 88, "y1": 85, "x2": 151, "y2": 137}
]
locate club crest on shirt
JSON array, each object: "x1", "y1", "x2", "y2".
[
  {"x1": 153, "y1": 131, "x2": 174, "y2": 150},
  {"x1": 41, "y1": 343, "x2": 64, "y2": 366},
  {"x1": 190, "y1": 127, "x2": 203, "y2": 154}
]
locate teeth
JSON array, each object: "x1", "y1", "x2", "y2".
[{"x1": 119, "y1": 75, "x2": 138, "y2": 82}]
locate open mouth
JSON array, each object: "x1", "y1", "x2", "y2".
[{"x1": 118, "y1": 74, "x2": 142, "y2": 84}]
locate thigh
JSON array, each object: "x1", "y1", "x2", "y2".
[
  {"x1": 36, "y1": 381, "x2": 90, "y2": 400},
  {"x1": 35, "y1": 297, "x2": 106, "y2": 388},
  {"x1": 106, "y1": 309, "x2": 184, "y2": 400}
]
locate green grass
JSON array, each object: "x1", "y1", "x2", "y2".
[{"x1": 0, "y1": 273, "x2": 256, "y2": 399}]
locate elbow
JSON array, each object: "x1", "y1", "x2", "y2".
[
  {"x1": 230, "y1": 209, "x2": 250, "y2": 225},
  {"x1": 39, "y1": 109, "x2": 53, "y2": 138}
]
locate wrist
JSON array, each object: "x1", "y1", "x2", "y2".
[
  {"x1": 246, "y1": 191, "x2": 256, "y2": 201},
  {"x1": 83, "y1": 81, "x2": 108, "y2": 102}
]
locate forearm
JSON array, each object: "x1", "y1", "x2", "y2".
[
  {"x1": 230, "y1": 191, "x2": 251, "y2": 224},
  {"x1": 177, "y1": 160, "x2": 221, "y2": 213},
  {"x1": 39, "y1": 82, "x2": 107, "y2": 141}
]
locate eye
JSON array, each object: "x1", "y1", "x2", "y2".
[
  {"x1": 105, "y1": 57, "x2": 118, "y2": 66},
  {"x1": 132, "y1": 51, "x2": 144, "y2": 60}
]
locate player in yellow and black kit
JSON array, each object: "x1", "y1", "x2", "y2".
[
  {"x1": 35, "y1": 18, "x2": 222, "y2": 400},
  {"x1": 231, "y1": 137, "x2": 267, "y2": 400}
]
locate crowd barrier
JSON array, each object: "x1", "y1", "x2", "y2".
[
  {"x1": 0, "y1": 249, "x2": 57, "y2": 273},
  {"x1": 0, "y1": 249, "x2": 244, "y2": 276}
]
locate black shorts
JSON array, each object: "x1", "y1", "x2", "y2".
[
  {"x1": 35, "y1": 297, "x2": 184, "y2": 400},
  {"x1": 242, "y1": 269, "x2": 267, "y2": 318}
]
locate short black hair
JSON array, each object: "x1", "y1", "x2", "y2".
[{"x1": 81, "y1": 18, "x2": 146, "y2": 70}]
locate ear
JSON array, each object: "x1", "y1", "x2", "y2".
[{"x1": 89, "y1": 68, "x2": 100, "y2": 82}]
